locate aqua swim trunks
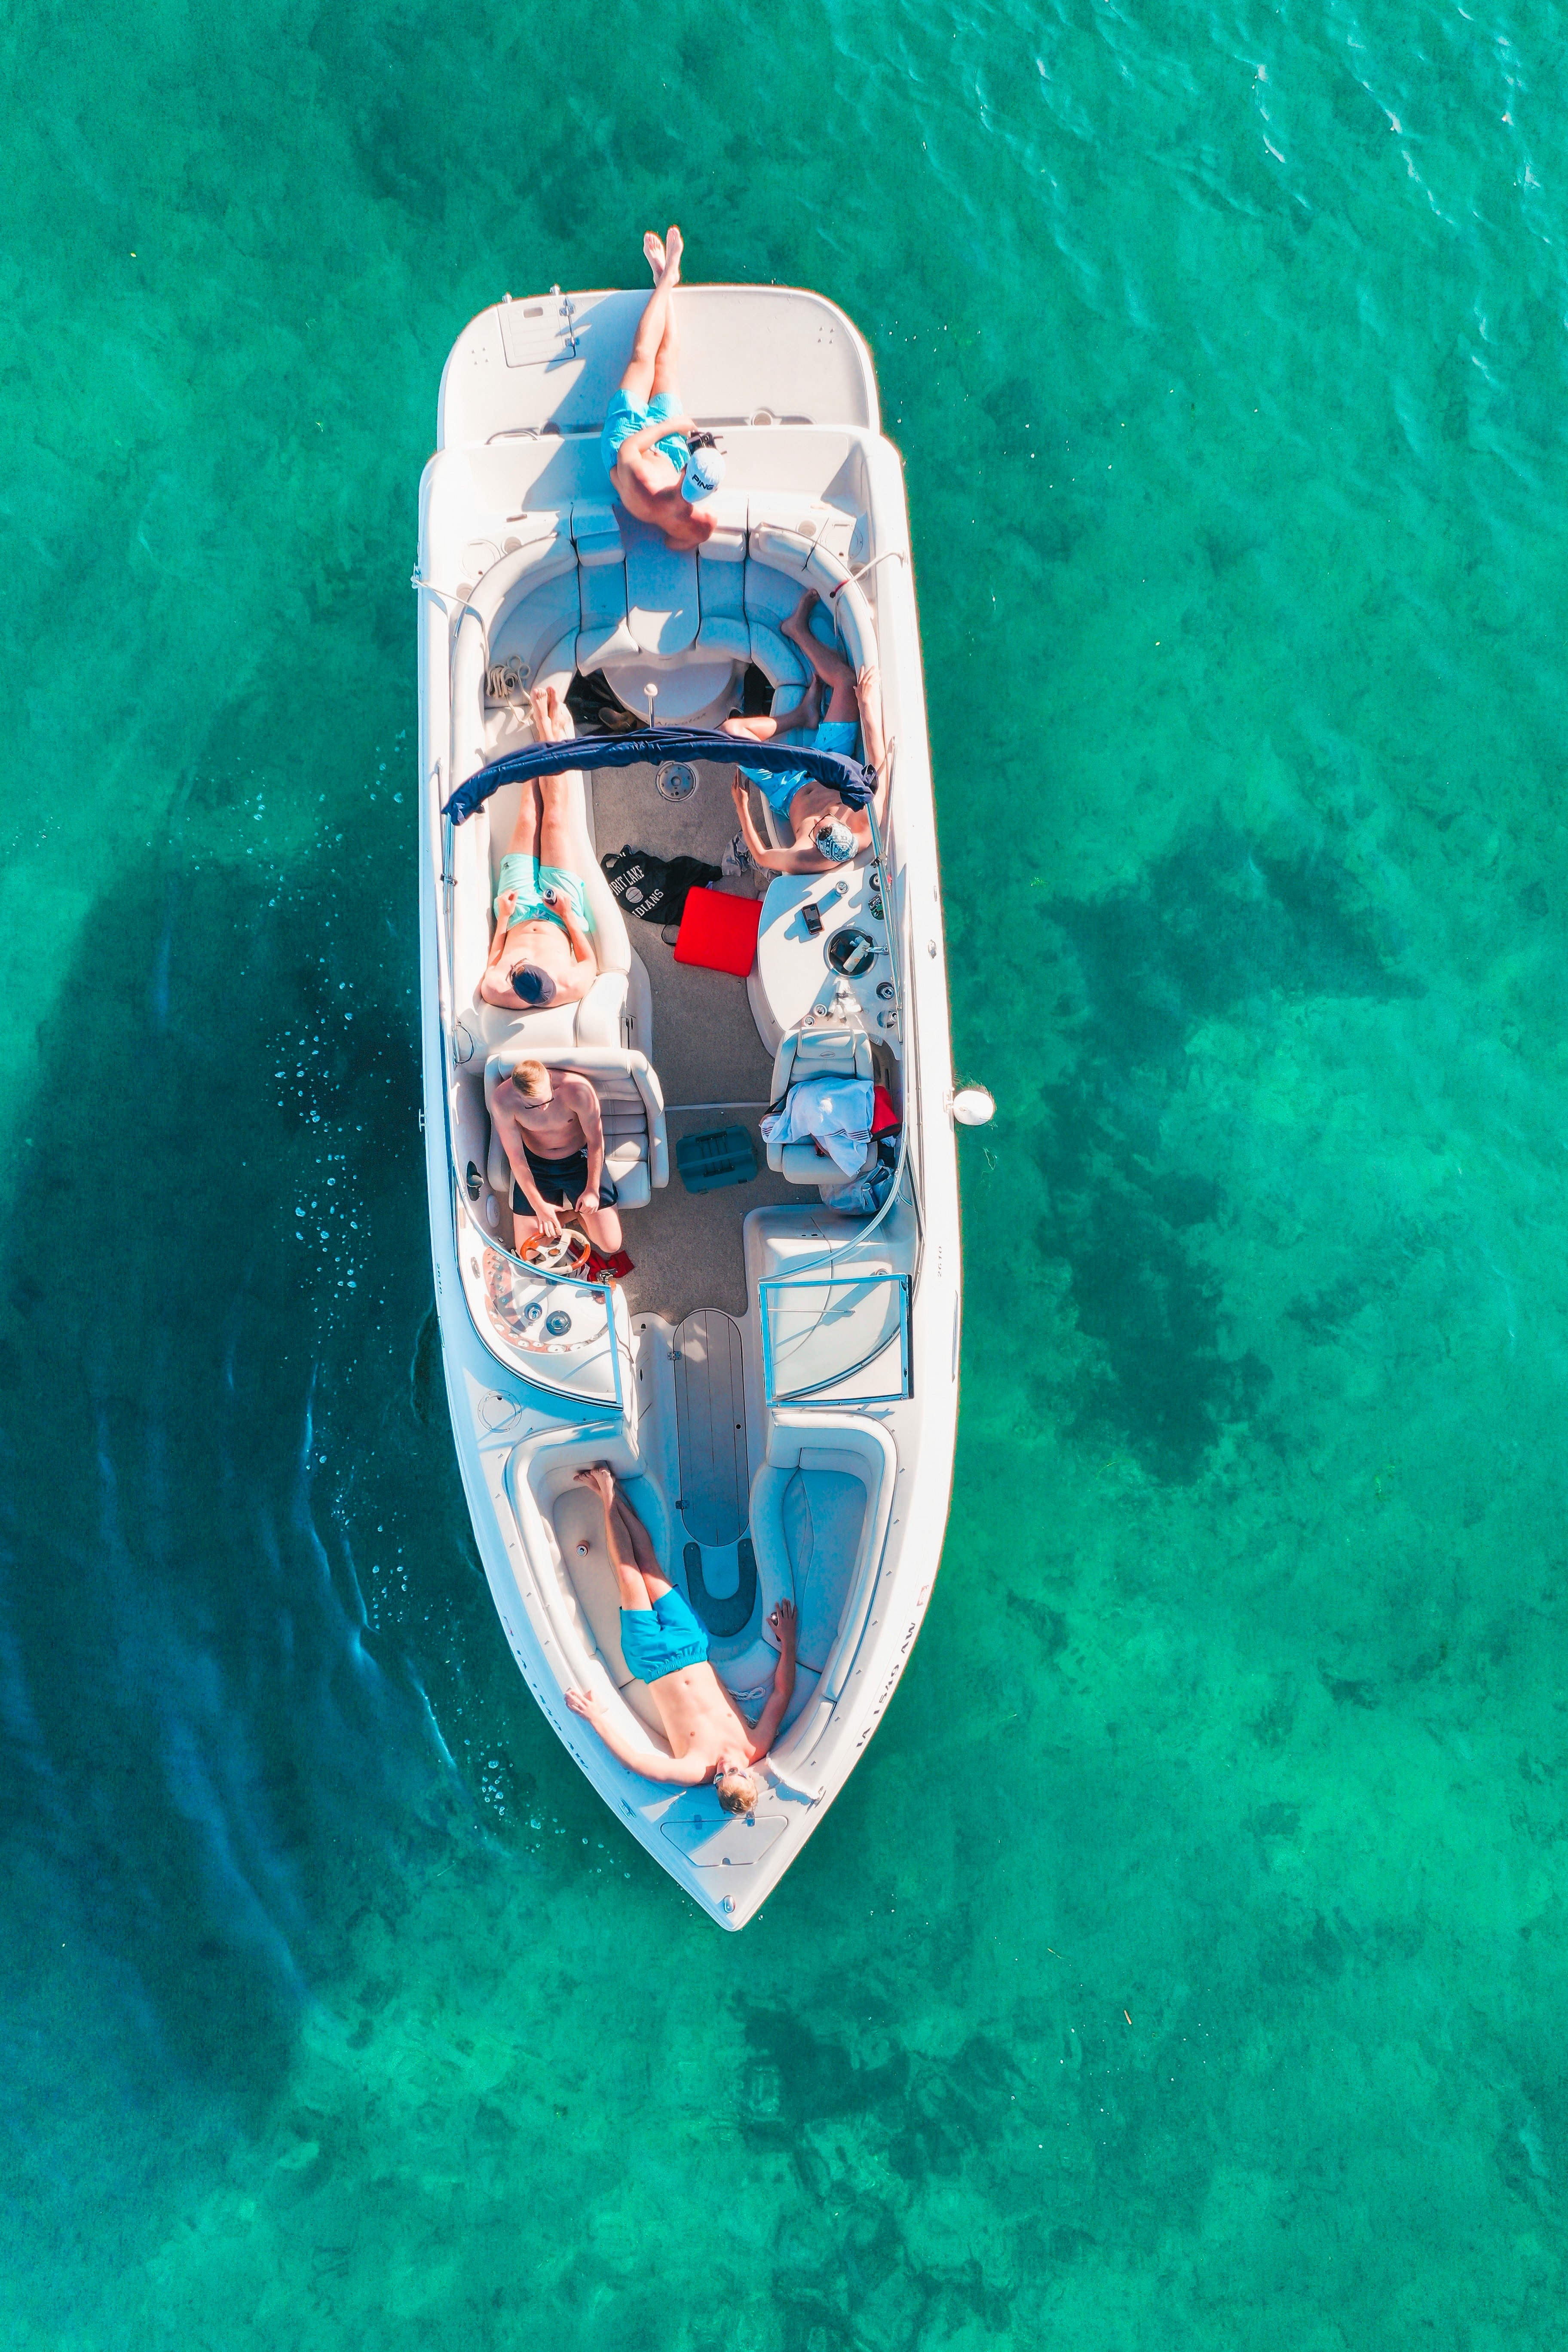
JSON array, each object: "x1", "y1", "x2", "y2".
[
  {"x1": 619, "y1": 1587, "x2": 710, "y2": 1683},
  {"x1": 495, "y1": 853, "x2": 594, "y2": 934},
  {"x1": 741, "y1": 720, "x2": 862, "y2": 818},
  {"x1": 814, "y1": 720, "x2": 860, "y2": 756},
  {"x1": 600, "y1": 389, "x2": 691, "y2": 483}
]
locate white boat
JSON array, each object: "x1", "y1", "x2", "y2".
[{"x1": 416, "y1": 281, "x2": 976, "y2": 1928}]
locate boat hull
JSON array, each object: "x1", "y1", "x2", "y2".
[{"x1": 417, "y1": 287, "x2": 961, "y2": 1926}]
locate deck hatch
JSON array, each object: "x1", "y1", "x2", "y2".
[{"x1": 659, "y1": 1811, "x2": 787, "y2": 1867}]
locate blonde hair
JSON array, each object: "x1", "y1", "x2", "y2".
[
  {"x1": 510, "y1": 1059, "x2": 550, "y2": 1099},
  {"x1": 715, "y1": 1767, "x2": 759, "y2": 1817}
]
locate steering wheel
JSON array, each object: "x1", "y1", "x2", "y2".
[{"x1": 516, "y1": 1225, "x2": 594, "y2": 1277}]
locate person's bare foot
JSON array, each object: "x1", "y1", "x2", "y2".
[
  {"x1": 660, "y1": 224, "x2": 683, "y2": 285},
  {"x1": 575, "y1": 1464, "x2": 616, "y2": 1507},
  {"x1": 781, "y1": 588, "x2": 820, "y2": 644},
  {"x1": 529, "y1": 681, "x2": 568, "y2": 739},
  {"x1": 643, "y1": 231, "x2": 665, "y2": 280}
]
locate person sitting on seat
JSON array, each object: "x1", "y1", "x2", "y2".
[
  {"x1": 564, "y1": 1466, "x2": 797, "y2": 1811},
  {"x1": 480, "y1": 686, "x2": 600, "y2": 1012},
  {"x1": 600, "y1": 226, "x2": 724, "y2": 552},
  {"x1": 723, "y1": 590, "x2": 888, "y2": 874},
  {"x1": 493, "y1": 1059, "x2": 624, "y2": 1258}
]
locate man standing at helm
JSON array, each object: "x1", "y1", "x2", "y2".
[{"x1": 600, "y1": 226, "x2": 725, "y2": 552}]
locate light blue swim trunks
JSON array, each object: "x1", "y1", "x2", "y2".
[
  {"x1": 742, "y1": 720, "x2": 862, "y2": 819},
  {"x1": 600, "y1": 389, "x2": 691, "y2": 482},
  {"x1": 495, "y1": 853, "x2": 594, "y2": 934}
]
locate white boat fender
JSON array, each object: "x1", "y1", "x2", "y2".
[{"x1": 952, "y1": 1085, "x2": 995, "y2": 1127}]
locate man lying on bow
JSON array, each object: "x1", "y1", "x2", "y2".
[{"x1": 564, "y1": 1467, "x2": 797, "y2": 1813}]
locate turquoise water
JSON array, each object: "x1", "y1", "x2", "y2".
[{"x1": 4, "y1": 0, "x2": 1568, "y2": 2339}]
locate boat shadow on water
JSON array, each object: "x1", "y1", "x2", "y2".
[{"x1": 0, "y1": 821, "x2": 556, "y2": 2106}]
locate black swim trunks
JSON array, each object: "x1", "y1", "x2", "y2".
[{"x1": 511, "y1": 1147, "x2": 619, "y2": 1215}]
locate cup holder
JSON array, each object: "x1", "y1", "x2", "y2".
[{"x1": 826, "y1": 927, "x2": 878, "y2": 977}]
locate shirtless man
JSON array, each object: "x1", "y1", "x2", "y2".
[
  {"x1": 492, "y1": 1058, "x2": 623, "y2": 1256},
  {"x1": 564, "y1": 1466, "x2": 798, "y2": 1813},
  {"x1": 724, "y1": 590, "x2": 890, "y2": 874},
  {"x1": 600, "y1": 227, "x2": 724, "y2": 552},
  {"x1": 480, "y1": 686, "x2": 599, "y2": 1013}
]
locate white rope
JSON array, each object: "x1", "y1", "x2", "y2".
[{"x1": 485, "y1": 652, "x2": 531, "y2": 707}]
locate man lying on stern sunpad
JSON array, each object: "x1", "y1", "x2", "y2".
[
  {"x1": 479, "y1": 686, "x2": 600, "y2": 1013},
  {"x1": 564, "y1": 1467, "x2": 797, "y2": 1812}
]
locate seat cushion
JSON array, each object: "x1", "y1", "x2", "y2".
[
  {"x1": 551, "y1": 1485, "x2": 662, "y2": 1732},
  {"x1": 673, "y1": 886, "x2": 763, "y2": 977},
  {"x1": 620, "y1": 511, "x2": 699, "y2": 655},
  {"x1": 778, "y1": 1140, "x2": 830, "y2": 1185}
]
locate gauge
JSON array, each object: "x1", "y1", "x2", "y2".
[{"x1": 544, "y1": 1309, "x2": 573, "y2": 1338}]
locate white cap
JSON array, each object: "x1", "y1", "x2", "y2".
[{"x1": 680, "y1": 443, "x2": 725, "y2": 502}]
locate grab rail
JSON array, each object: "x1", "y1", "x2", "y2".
[{"x1": 410, "y1": 570, "x2": 491, "y2": 825}]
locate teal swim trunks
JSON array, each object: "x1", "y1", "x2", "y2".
[
  {"x1": 495, "y1": 853, "x2": 594, "y2": 934},
  {"x1": 619, "y1": 1588, "x2": 710, "y2": 1683},
  {"x1": 601, "y1": 389, "x2": 690, "y2": 483},
  {"x1": 742, "y1": 720, "x2": 862, "y2": 818}
]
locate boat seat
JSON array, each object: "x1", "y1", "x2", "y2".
[
  {"x1": 750, "y1": 524, "x2": 879, "y2": 674},
  {"x1": 746, "y1": 622, "x2": 807, "y2": 697},
  {"x1": 551, "y1": 1480, "x2": 665, "y2": 1734},
  {"x1": 450, "y1": 520, "x2": 578, "y2": 783},
  {"x1": 744, "y1": 548, "x2": 813, "y2": 643},
  {"x1": 765, "y1": 1023, "x2": 875, "y2": 1184},
  {"x1": 695, "y1": 490, "x2": 750, "y2": 660},
  {"x1": 618, "y1": 509, "x2": 700, "y2": 657},
  {"x1": 747, "y1": 1421, "x2": 894, "y2": 1722},
  {"x1": 743, "y1": 518, "x2": 879, "y2": 710},
  {"x1": 485, "y1": 566, "x2": 581, "y2": 710},
  {"x1": 571, "y1": 499, "x2": 634, "y2": 672},
  {"x1": 747, "y1": 1450, "x2": 870, "y2": 1675},
  {"x1": 483, "y1": 1044, "x2": 669, "y2": 1212}
]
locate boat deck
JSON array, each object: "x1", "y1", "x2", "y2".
[{"x1": 588, "y1": 758, "x2": 799, "y2": 1322}]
